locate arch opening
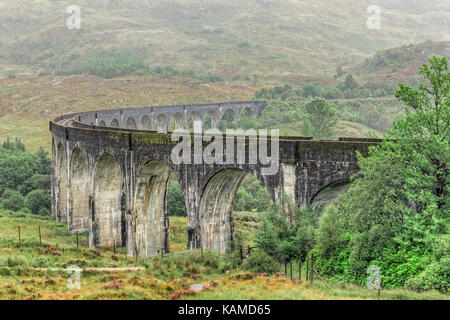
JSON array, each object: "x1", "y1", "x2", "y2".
[
  {"x1": 186, "y1": 111, "x2": 203, "y2": 131},
  {"x1": 93, "y1": 153, "x2": 124, "y2": 247},
  {"x1": 56, "y1": 143, "x2": 68, "y2": 223},
  {"x1": 69, "y1": 148, "x2": 90, "y2": 232},
  {"x1": 198, "y1": 169, "x2": 274, "y2": 253},
  {"x1": 168, "y1": 113, "x2": 185, "y2": 132},
  {"x1": 134, "y1": 160, "x2": 172, "y2": 257},
  {"x1": 125, "y1": 117, "x2": 137, "y2": 129},
  {"x1": 218, "y1": 109, "x2": 237, "y2": 131},
  {"x1": 99, "y1": 120, "x2": 106, "y2": 127},
  {"x1": 239, "y1": 107, "x2": 255, "y2": 129},
  {"x1": 139, "y1": 115, "x2": 151, "y2": 130},
  {"x1": 204, "y1": 109, "x2": 219, "y2": 130},
  {"x1": 155, "y1": 114, "x2": 168, "y2": 133},
  {"x1": 310, "y1": 178, "x2": 352, "y2": 211},
  {"x1": 110, "y1": 119, "x2": 120, "y2": 128}
]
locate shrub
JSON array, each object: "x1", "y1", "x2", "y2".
[
  {"x1": 167, "y1": 179, "x2": 186, "y2": 216},
  {"x1": 25, "y1": 189, "x2": 51, "y2": 215},
  {"x1": 242, "y1": 250, "x2": 279, "y2": 274},
  {"x1": 1, "y1": 189, "x2": 24, "y2": 211},
  {"x1": 405, "y1": 258, "x2": 449, "y2": 293}
]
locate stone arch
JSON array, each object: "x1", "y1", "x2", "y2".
[
  {"x1": 155, "y1": 114, "x2": 168, "y2": 133},
  {"x1": 56, "y1": 143, "x2": 68, "y2": 223},
  {"x1": 186, "y1": 111, "x2": 203, "y2": 130},
  {"x1": 238, "y1": 106, "x2": 255, "y2": 127},
  {"x1": 92, "y1": 152, "x2": 124, "y2": 247},
  {"x1": 125, "y1": 117, "x2": 137, "y2": 129},
  {"x1": 308, "y1": 169, "x2": 357, "y2": 205},
  {"x1": 168, "y1": 112, "x2": 185, "y2": 132},
  {"x1": 99, "y1": 120, "x2": 106, "y2": 127},
  {"x1": 219, "y1": 108, "x2": 237, "y2": 130},
  {"x1": 198, "y1": 168, "x2": 248, "y2": 253},
  {"x1": 310, "y1": 178, "x2": 352, "y2": 212},
  {"x1": 69, "y1": 148, "x2": 90, "y2": 231},
  {"x1": 139, "y1": 115, "x2": 151, "y2": 130},
  {"x1": 133, "y1": 160, "x2": 171, "y2": 258},
  {"x1": 110, "y1": 119, "x2": 120, "y2": 128},
  {"x1": 204, "y1": 109, "x2": 220, "y2": 130}
]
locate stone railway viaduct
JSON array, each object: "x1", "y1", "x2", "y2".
[{"x1": 50, "y1": 101, "x2": 381, "y2": 257}]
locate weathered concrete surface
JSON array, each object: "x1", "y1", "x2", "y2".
[{"x1": 50, "y1": 101, "x2": 381, "y2": 257}]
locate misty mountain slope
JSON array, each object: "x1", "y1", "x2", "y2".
[{"x1": 0, "y1": 0, "x2": 448, "y2": 82}]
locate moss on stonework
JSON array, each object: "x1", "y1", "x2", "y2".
[{"x1": 132, "y1": 133, "x2": 177, "y2": 145}]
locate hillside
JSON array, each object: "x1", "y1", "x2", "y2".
[{"x1": 0, "y1": 0, "x2": 449, "y2": 84}]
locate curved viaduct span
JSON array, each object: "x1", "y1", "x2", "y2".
[{"x1": 50, "y1": 101, "x2": 380, "y2": 257}]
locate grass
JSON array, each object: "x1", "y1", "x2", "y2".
[{"x1": 0, "y1": 210, "x2": 448, "y2": 300}]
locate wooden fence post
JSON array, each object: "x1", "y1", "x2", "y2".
[
  {"x1": 298, "y1": 260, "x2": 302, "y2": 281},
  {"x1": 310, "y1": 254, "x2": 315, "y2": 282},
  {"x1": 18, "y1": 226, "x2": 21, "y2": 246},
  {"x1": 38, "y1": 226, "x2": 42, "y2": 246},
  {"x1": 306, "y1": 257, "x2": 309, "y2": 281},
  {"x1": 240, "y1": 246, "x2": 243, "y2": 261},
  {"x1": 76, "y1": 232, "x2": 79, "y2": 249},
  {"x1": 290, "y1": 262, "x2": 293, "y2": 281},
  {"x1": 284, "y1": 260, "x2": 287, "y2": 276}
]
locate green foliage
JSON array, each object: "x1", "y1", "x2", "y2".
[
  {"x1": 167, "y1": 179, "x2": 187, "y2": 217},
  {"x1": 406, "y1": 258, "x2": 450, "y2": 293},
  {"x1": 0, "y1": 138, "x2": 50, "y2": 198},
  {"x1": 302, "y1": 97, "x2": 337, "y2": 138},
  {"x1": 313, "y1": 57, "x2": 450, "y2": 293},
  {"x1": 61, "y1": 48, "x2": 150, "y2": 78},
  {"x1": 25, "y1": 189, "x2": 51, "y2": 215},
  {"x1": 242, "y1": 249, "x2": 279, "y2": 274},
  {"x1": 152, "y1": 65, "x2": 223, "y2": 83},
  {"x1": 1, "y1": 189, "x2": 24, "y2": 212},
  {"x1": 256, "y1": 207, "x2": 319, "y2": 263}
]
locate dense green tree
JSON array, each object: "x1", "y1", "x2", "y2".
[
  {"x1": 1, "y1": 189, "x2": 25, "y2": 212},
  {"x1": 167, "y1": 179, "x2": 187, "y2": 216},
  {"x1": 302, "y1": 97, "x2": 337, "y2": 138},
  {"x1": 25, "y1": 189, "x2": 51, "y2": 215},
  {"x1": 314, "y1": 57, "x2": 449, "y2": 290}
]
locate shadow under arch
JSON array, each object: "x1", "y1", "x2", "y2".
[
  {"x1": 169, "y1": 112, "x2": 185, "y2": 132},
  {"x1": 186, "y1": 111, "x2": 203, "y2": 130},
  {"x1": 56, "y1": 142, "x2": 68, "y2": 223},
  {"x1": 134, "y1": 160, "x2": 172, "y2": 258},
  {"x1": 204, "y1": 109, "x2": 219, "y2": 130},
  {"x1": 139, "y1": 115, "x2": 151, "y2": 130},
  {"x1": 155, "y1": 114, "x2": 168, "y2": 133},
  {"x1": 125, "y1": 117, "x2": 137, "y2": 129},
  {"x1": 309, "y1": 178, "x2": 353, "y2": 211},
  {"x1": 69, "y1": 147, "x2": 90, "y2": 232},
  {"x1": 92, "y1": 152, "x2": 124, "y2": 247},
  {"x1": 218, "y1": 108, "x2": 237, "y2": 130},
  {"x1": 198, "y1": 168, "x2": 273, "y2": 253},
  {"x1": 110, "y1": 119, "x2": 120, "y2": 128}
]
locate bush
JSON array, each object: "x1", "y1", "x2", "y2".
[
  {"x1": 242, "y1": 249, "x2": 279, "y2": 274},
  {"x1": 38, "y1": 207, "x2": 51, "y2": 216},
  {"x1": 25, "y1": 189, "x2": 51, "y2": 215},
  {"x1": 1, "y1": 189, "x2": 24, "y2": 211},
  {"x1": 406, "y1": 258, "x2": 450, "y2": 293},
  {"x1": 167, "y1": 179, "x2": 186, "y2": 216}
]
